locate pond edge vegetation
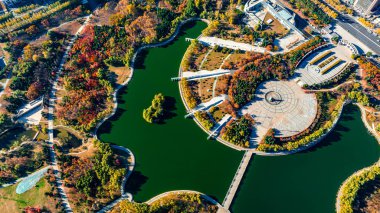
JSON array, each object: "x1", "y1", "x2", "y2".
[{"x1": 336, "y1": 161, "x2": 380, "y2": 213}]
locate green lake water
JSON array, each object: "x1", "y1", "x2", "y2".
[
  {"x1": 231, "y1": 105, "x2": 379, "y2": 213},
  {"x1": 98, "y1": 21, "x2": 379, "y2": 212},
  {"x1": 98, "y1": 21, "x2": 242, "y2": 202}
]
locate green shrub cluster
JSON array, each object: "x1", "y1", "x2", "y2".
[
  {"x1": 143, "y1": 93, "x2": 165, "y2": 123},
  {"x1": 262, "y1": 128, "x2": 275, "y2": 145},
  {"x1": 222, "y1": 117, "x2": 253, "y2": 148}
]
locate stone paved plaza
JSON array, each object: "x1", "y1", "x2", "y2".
[
  {"x1": 293, "y1": 45, "x2": 354, "y2": 86},
  {"x1": 241, "y1": 80, "x2": 317, "y2": 138}
]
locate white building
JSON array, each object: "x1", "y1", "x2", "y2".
[{"x1": 354, "y1": 0, "x2": 380, "y2": 15}]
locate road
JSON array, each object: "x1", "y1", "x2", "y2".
[{"x1": 335, "y1": 14, "x2": 380, "y2": 55}]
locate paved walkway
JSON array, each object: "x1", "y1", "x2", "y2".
[
  {"x1": 47, "y1": 14, "x2": 92, "y2": 213},
  {"x1": 304, "y1": 80, "x2": 354, "y2": 92},
  {"x1": 185, "y1": 95, "x2": 227, "y2": 118},
  {"x1": 208, "y1": 114, "x2": 232, "y2": 139},
  {"x1": 222, "y1": 151, "x2": 252, "y2": 210},
  {"x1": 198, "y1": 36, "x2": 273, "y2": 54},
  {"x1": 97, "y1": 145, "x2": 135, "y2": 213},
  {"x1": 176, "y1": 69, "x2": 232, "y2": 81},
  {"x1": 145, "y1": 190, "x2": 227, "y2": 212}
]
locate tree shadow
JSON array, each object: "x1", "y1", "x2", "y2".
[
  {"x1": 157, "y1": 96, "x2": 178, "y2": 124},
  {"x1": 97, "y1": 106, "x2": 126, "y2": 136},
  {"x1": 134, "y1": 50, "x2": 149, "y2": 70},
  {"x1": 353, "y1": 177, "x2": 380, "y2": 211},
  {"x1": 132, "y1": 20, "x2": 196, "y2": 70},
  {"x1": 125, "y1": 171, "x2": 149, "y2": 197},
  {"x1": 300, "y1": 105, "x2": 356, "y2": 153}
]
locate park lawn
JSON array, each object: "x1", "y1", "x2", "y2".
[
  {"x1": 54, "y1": 127, "x2": 83, "y2": 152},
  {"x1": 202, "y1": 50, "x2": 229, "y2": 71},
  {"x1": 194, "y1": 50, "x2": 209, "y2": 71},
  {"x1": 222, "y1": 53, "x2": 246, "y2": 69},
  {"x1": 263, "y1": 13, "x2": 288, "y2": 36},
  {"x1": 210, "y1": 102, "x2": 230, "y2": 122},
  {"x1": 0, "y1": 178, "x2": 59, "y2": 213}
]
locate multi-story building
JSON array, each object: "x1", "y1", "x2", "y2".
[{"x1": 354, "y1": 0, "x2": 380, "y2": 15}]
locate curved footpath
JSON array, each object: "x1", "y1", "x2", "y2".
[
  {"x1": 47, "y1": 14, "x2": 93, "y2": 213},
  {"x1": 356, "y1": 103, "x2": 380, "y2": 142},
  {"x1": 145, "y1": 190, "x2": 229, "y2": 213},
  {"x1": 97, "y1": 145, "x2": 135, "y2": 213}
]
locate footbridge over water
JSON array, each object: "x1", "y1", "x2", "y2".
[{"x1": 222, "y1": 151, "x2": 253, "y2": 210}]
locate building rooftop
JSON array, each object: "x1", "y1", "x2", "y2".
[{"x1": 278, "y1": 9, "x2": 292, "y2": 21}]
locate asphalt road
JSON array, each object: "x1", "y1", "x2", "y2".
[{"x1": 336, "y1": 14, "x2": 380, "y2": 55}]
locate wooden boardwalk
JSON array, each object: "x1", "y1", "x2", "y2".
[{"x1": 222, "y1": 151, "x2": 253, "y2": 209}]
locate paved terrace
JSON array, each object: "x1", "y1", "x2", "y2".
[
  {"x1": 185, "y1": 95, "x2": 227, "y2": 118},
  {"x1": 208, "y1": 114, "x2": 232, "y2": 139},
  {"x1": 241, "y1": 80, "x2": 317, "y2": 144},
  {"x1": 198, "y1": 36, "x2": 273, "y2": 54},
  {"x1": 173, "y1": 69, "x2": 232, "y2": 81},
  {"x1": 293, "y1": 45, "x2": 354, "y2": 86}
]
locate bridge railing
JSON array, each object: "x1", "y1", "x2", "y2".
[{"x1": 222, "y1": 151, "x2": 252, "y2": 206}]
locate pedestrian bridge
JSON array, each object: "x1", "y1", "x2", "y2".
[{"x1": 222, "y1": 151, "x2": 253, "y2": 209}]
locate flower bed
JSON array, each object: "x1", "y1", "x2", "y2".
[
  {"x1": 321, "y1": 59, "x2": 342, "y2": 74},
  {"x1": 310, "y1": 50, "x2": 332, "y2": 65},
  {"x1": 318, "y1": 55, "x2": 337, "y2": 68}
]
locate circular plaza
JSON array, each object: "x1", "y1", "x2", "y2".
[{"x1": 241, "y1": 80, "x2": 318, "y2": 138}]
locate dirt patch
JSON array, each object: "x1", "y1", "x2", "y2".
[
  {"x1": 108, "y1": 65, "x2": 131, "y2": 85},
  {"x1": 263, "y1": 13, "x2": 288, "y2": 36},
  {"x1": 90, "y1": 1, "x2": 118, "y2": 26},
  {"x1": 222, "y1": 53, "x2": 246, "y2": 69},
  {"x1": 215, "y1": 75, "x2": 231, "y2": 96},
  {"x1": 197, "y1": 78, "x2": 215, "y2": 102},
  {"x1": 52, "y1": 20, "x2": 83, "y2": 36}
]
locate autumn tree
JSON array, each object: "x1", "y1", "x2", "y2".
[{"x1": 26, "y1": 82, "x2": 43, "y2": 100}]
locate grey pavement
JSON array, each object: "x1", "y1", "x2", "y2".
[{"x1": 335, "y1": 15, "x2": 380, "y2": 55}]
